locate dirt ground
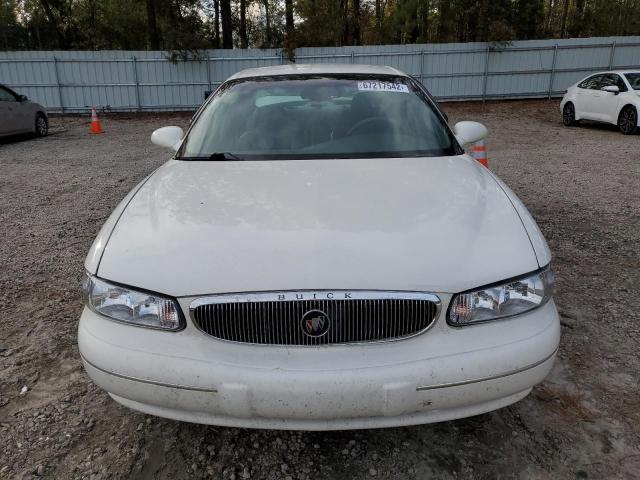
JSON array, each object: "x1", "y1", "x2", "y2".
[{"x1": 1, "y1": 100, "x2": 639, "y2": 480}]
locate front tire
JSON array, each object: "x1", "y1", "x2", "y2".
[
  {"x1": 35, "y1": 113, "x2": 48, "y2": 137},
  {"x1": 562, "y1": 103, "x2": 577, "y2": 126},
  {"x1": 618, "y1": 106, "x2": 638, "y2": 135}
]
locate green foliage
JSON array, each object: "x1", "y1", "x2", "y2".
[
  {"x1": 0, "y1": 1, "x2": 26, "y2": 49},
  {"x1": 0, "y1": 0, "x2": 638, "y2": 51}
]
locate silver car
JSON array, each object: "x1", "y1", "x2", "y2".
[{"x1": 0, "y1": 84, "x2": 48, "y2": 138}]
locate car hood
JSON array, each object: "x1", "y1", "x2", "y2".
[{"x1": 97, "y1": 156, "x2": 539, "y2": 297}]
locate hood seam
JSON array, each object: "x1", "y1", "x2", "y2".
[
  {"x1": 95, "y1": 167, "x2": 161, "y2": 275},
  {"x1": 485, "y1": 168, "x2": 541, "y2": 268}
]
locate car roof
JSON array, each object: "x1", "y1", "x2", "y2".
[
  {"x1": 227, "y1": 63, "x2": 407, "y2": 81},
  {"x1": 584, "y1": 70, "x2": 640, "y2": 77}
]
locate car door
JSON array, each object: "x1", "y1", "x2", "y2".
[
  {"x1": 575, "y1": 74, "x2": 604, "y2": 119},
  {"x1": 592, "y1": 74, "x2": 627, "y2": 124},
  {"x1": 0, "y1": 86, "x2": 19, "y2": 135},
  {"x1": 11, "y1": 88, "x2": 35, "y2": 132},
  {"x1": 0, "y1": 86, "x2": 33, "y2": 134}
]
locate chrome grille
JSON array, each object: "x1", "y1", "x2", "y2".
[{"x1": 190, "y1": 291, "x2": 440, "y2": 345}]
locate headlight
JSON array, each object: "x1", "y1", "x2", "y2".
[
  {"x1": 83, "y1": 274, "x2": 182, "y2": 331},
  {"x1": 448, "y1": 266, "x2": 554, "y2": 326}
]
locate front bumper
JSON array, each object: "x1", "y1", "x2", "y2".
[{"x1": 78, "y1": 299, "x2": 560, "y2": 430}]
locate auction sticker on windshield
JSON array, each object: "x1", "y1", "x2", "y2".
[{"x1": 357, "y1": 81, "x2": 409, "y2": 93}]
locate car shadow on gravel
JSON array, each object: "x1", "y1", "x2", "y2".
[
  {"x1": 0, "y1": 131, "x2": 67, "y2": 146},
  {"x1": 0, "y1": 133, "x2": 39, "y2": 145},
  {"x1": 571, "y1": 121, "x2": 635, "y2": 134}
]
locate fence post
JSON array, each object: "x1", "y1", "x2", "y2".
[
  {"x1": 280, "y1": 51, "x2": 284, "y2": 65},
  {"x1": 52, "y1": 56, "x2": 64, "y2": 113},
  {"x1": 482, "y1": 45, "x2": 490, "y2": 102},
  {"x1": 351, "y1": 51, "x2": 355, "y2": 64},
  {"x1": 548, "y1": 44, "x2": 558, "y2": 99},
  {"x1": 206, "y1": 54, "x2": 212, "y2": 91},
  {"x1": 132, "y1": 57, "x2": 141, "y2": 112},
  {"x1": 420, "y1": 50, "x2": 425, "y2": 84},
  {"x1": 608, "y1": 41, "x2": 617, "y2": 70}
]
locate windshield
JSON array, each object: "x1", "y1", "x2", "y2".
[
  {"x1": 624, "y1": 73, "x2": 640, "y2": 90},
  {"x1": 179, "y1": 75, "x2": 459, "y2": 160}
]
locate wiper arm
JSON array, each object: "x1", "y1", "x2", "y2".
[{"x1": 208, "y1": 152, "x2": 244, "y2": 161}]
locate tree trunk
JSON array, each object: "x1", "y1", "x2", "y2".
[
  {"x1": 263, "y1": 0, "x2": 271, "y2": 47},
  {"x1": 146, "y1": 0, "x2": 160, "y2": 49},
  {"x1": 339, "y1": 0, "x2": 349, "y2": 45},
  {"x1": 436, "y1": 0, "x2": 452, "y2": 42},
  {"x1": 214, "y1": 0, "x2": 220, "y2": 48},
  {"x1": 220, "y1": 0, "x2": 233, "y2": 48},
  {"x1": 571, "y1": 0, "x2": 584, "y2": 36},
  {"x1": 87, "y1": 0, "x2": 96, "y2": 49},
  {"x1": 476, "y1": 0, "x2": 489, "y2": 41},
  {"x1": 560, "y1": 0, "x2": 570, "y2": 38},
  {"x1": 457, "y1": 8, "x2": 465, "y2": 42},
  {"x1": 240, "y1": 0, "x2": 248, "y2": 48},
  {"x1": 285, "y1": 0, "x2": 294, "y2": 57},
  {"x1": 353, "y1": 0, "x2": 361, "y2": 45},
  {"x1": 375, "y1": 0, "x2": 382, "y2": 43},
  {"x1": 543, "y1": 0, "x2": 552, "y2": 35},
  {"x1": 419, "y1": 0, "x2": 429, "y2": 42},
  {"x1": 35, "y1": 24, "x2": 42, "y2": 49}
]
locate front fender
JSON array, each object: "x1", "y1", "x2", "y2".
[{"x1": 84, "y1": 171, "x2": 158, "y2": 274}]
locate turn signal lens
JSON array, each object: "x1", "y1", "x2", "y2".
[
  {"x1": 448, "y1": 266, "x2": 554, "y2": 326},
  {"x1": 83, "y1": 274, "x2": 182, "y2": 331}
]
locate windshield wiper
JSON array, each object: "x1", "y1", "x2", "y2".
[{"x1": 208, "y1": 152, "x2": 244, "y2": 161}]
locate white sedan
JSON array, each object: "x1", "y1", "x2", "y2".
[
  {"x1": 560, "y1": 70, "x2": 640, "y2": 134},
  {"x1": 79, "y1": 64, "x2": 560, "y2": 430}
]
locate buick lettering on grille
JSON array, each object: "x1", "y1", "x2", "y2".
[
  {"x1": 189, "y1": 290, "x2": 440, "y2": 346},
  {"x1": 276, "y1": 292, "x2": 353, "y2": 301}
]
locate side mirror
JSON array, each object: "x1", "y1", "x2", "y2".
[
  {"x1": 453, "y1": 121, "x2": 487, "y2": 146},
  {"x1": 602, "y1": 85, "x2": 620, "y2": 94},
  {"x1": 151, "y1": 126, "x2": 184, "y2": 151},
  {"x1": 18, "y1": 94, "x2": 28, "y2": 102}
]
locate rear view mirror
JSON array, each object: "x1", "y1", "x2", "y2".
[
  {"x1": 453, "y1": 121, "x2": 487, "y2": 146},
  {"x1": 151, "y1": 126, "x2": 184, "y2": 151},
  {"x1": 18, "y1": 94, "x2": 28, "y2": 102},
  {"x1": 602, "y1": 85, "x2": 620, "y2": 94}
]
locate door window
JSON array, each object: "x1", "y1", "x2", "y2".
[
  {"x1": 624, "y1": 73, "x2": 640, "y2": 90},
  {"x1": 600, "y1": 74, "x2": 627, "y2": 92},
  {"x1": 0, "y1": 87, "x2": 17, "y2": 102},
  {"x1": 578, "y1": 75, "x2": 604, "y2": 90}
]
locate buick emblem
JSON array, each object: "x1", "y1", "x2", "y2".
[{"x1": 301, "y1": 310, "x2": 330, "y2": 337}]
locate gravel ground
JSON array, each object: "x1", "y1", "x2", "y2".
[{"x1": 1, "y1": 100, "x2": 639, "y2": 480}]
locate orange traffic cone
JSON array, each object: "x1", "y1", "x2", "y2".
[
  {"x1": 89, "y1": 107, "x2": 103, "y2": 134},
  {"x1": 472, "y1": 140, "x2": 488, "y2": 168}
]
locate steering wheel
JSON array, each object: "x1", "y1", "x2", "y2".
[{"x1": 346, "y1": 116, "x2": 399, "y2": 136}]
